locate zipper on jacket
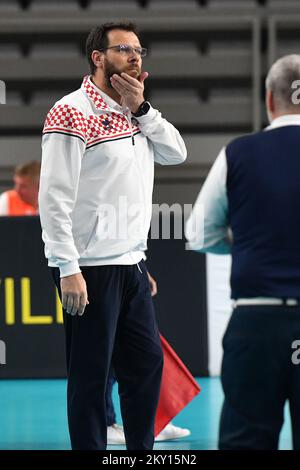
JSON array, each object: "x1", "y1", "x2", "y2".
[{"x1": 123, "y1": 108, "x2": 135, "y2": 146}]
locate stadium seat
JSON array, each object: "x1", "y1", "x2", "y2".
[
  {"x1": 0, "y1": 44, "x2": 23, "y2": 59},
  {"x1": 29, "y1": 0, "x2": 81, "y2": 11},
  {"x1": 88, "y1": 0, "x2": 141, "y2": 11},
  {"x1": 207, "y1": 40, "x2": 251, "y2": 58},
  {"x1": 278, "y1": 41, "x2": 300, "y2": 57},
  {"x1": 30, "y1": 43, "x2": 81, "y2": 58},
  {"x1": 150, "y1": 88, "x2": 200, "y2": 105},
  {"x1": 149, "y1": 41, "x2": 199, "y2": 58},
  {"x1": 6, "y1": 92, "x2": 24, "y2": 106},
  {"x1": 267, "y1": 0, "x2": 300, "y2": 9},
  {"x1": 30, "y1": 90, "x2": 66, "y2": 106},
  {"x1": 208, "y1": 0, "x2": 257, "y2": 9},
  {"x1": 209, "y1": 88, "x2": 252, "y2": 104},
  {"x1": 0, "y1": 0, "x2": 22, "y2": 12},
  {"x1": 147, "y1": 0, "x2": 200, "y2": 8}
]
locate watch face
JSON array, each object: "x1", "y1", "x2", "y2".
[
  {"x1": 135, "y1": 101, "x2": 150, "y2": 117},
  {"x1": 141, "y1": 101, "x2": 150, "y2": 114}
]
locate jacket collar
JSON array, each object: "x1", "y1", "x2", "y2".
[
  {"x1": 81, "y1": 75, "x2": 109, "y2": 111},
  {"x1": 266, "y1": 114, "x2": 300, "y2": 130}
]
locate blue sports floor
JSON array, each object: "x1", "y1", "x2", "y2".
[{"x1": 0, "y1": 378, "x2": 293, "y2": 450}]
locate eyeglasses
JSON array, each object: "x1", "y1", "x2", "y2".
[{"x1": 100, "y1": 44, "x2": 147, "y2": 58}]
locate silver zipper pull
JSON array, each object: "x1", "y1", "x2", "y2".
[{"x1": 137, "y1": 263, "x2": 142, "y2": 273}]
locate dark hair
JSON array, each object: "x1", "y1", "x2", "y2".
[{"x1": 86, "y1": 22, "x2": 140, "y2": 75}]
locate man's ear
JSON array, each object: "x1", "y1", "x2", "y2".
[
  {"x1": 266, "y1": 89, "x2": 275, "y2": 114},
  {"x1": 91, "y1": 50, "x2": 104, "y2": 70}
]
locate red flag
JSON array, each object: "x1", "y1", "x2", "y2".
[{"x1": 154, "y1": 334, "x2": 201, "y2": 436}]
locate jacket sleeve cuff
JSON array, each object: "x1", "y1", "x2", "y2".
[
  {"x1": 133, "y1": 104, "x2": 156, "y2": 125},
  {"x1": 59, "y1": 260, "x2": 81, "y2": 278}
]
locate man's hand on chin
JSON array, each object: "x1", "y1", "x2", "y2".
[{"x1": 110, "y1": 71, "x2": 149, "y2": 113}]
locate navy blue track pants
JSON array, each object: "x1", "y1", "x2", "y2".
[{"x1": 52, "y1": 260, "x2": 163, "y2": 450}]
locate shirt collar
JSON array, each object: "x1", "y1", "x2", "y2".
[
  {"x1": 265, "y1": 114, "x2": 300, "y2": 130},
  {"x1": 81, "y1": 75, "x2": 125, "y2": 113}
]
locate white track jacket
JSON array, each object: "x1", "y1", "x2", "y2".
[{"x1": 39, "y1": 76, "x2": 187, "y2": 277}]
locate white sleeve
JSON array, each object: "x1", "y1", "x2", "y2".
[
  {"x1": 185, "y1": 147, "x2": 231, "y2": 254},
  {"x1": 0, "y1": 192, "x2": 8, "y2": 215},
  {"x1": 38, "y1": 103, "x2": 87, "y2": 277},
  {"x1": 135, "y1": 104, "x2": 187, "y2": 165}
]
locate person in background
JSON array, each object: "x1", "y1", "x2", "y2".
[
  {"x1": 0, "y1": 160, "x2": 40, "y2": 216},
  {"x1": 186, "y1": 54, "x2": 300, "y2": 450}
]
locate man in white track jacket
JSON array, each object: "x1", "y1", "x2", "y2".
[{"x1": 39, "y1": 21, "x2": 187, "y2": 450}]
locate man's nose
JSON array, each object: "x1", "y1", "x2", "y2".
[{"x1": 129, "y1": 50, "x2": 140, "y2": 61}]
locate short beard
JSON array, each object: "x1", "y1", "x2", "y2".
[
  {"x1": 103, "y1": 58, "x2": 123, "y2": 89},
  {"x1": 103, "y1": 57, "x2": 141, "y2": 88}
]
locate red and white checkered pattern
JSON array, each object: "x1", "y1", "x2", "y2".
[
  {"x1": 43, "y1": 104, "x2": 88, "y2": 140},
  {"x1": 43, "y1": 77, "x2": 141, "y2": 146},
  {"x1": 82, "y1": 75, "x2": 109, "y2": 111},
  {"x1": 87, "y1": 113, "x2": 129, "y2": 141}
]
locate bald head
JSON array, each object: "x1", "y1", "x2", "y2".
[{"x1": 266, "y1": 54, "x2": 300, "y2": 122}]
